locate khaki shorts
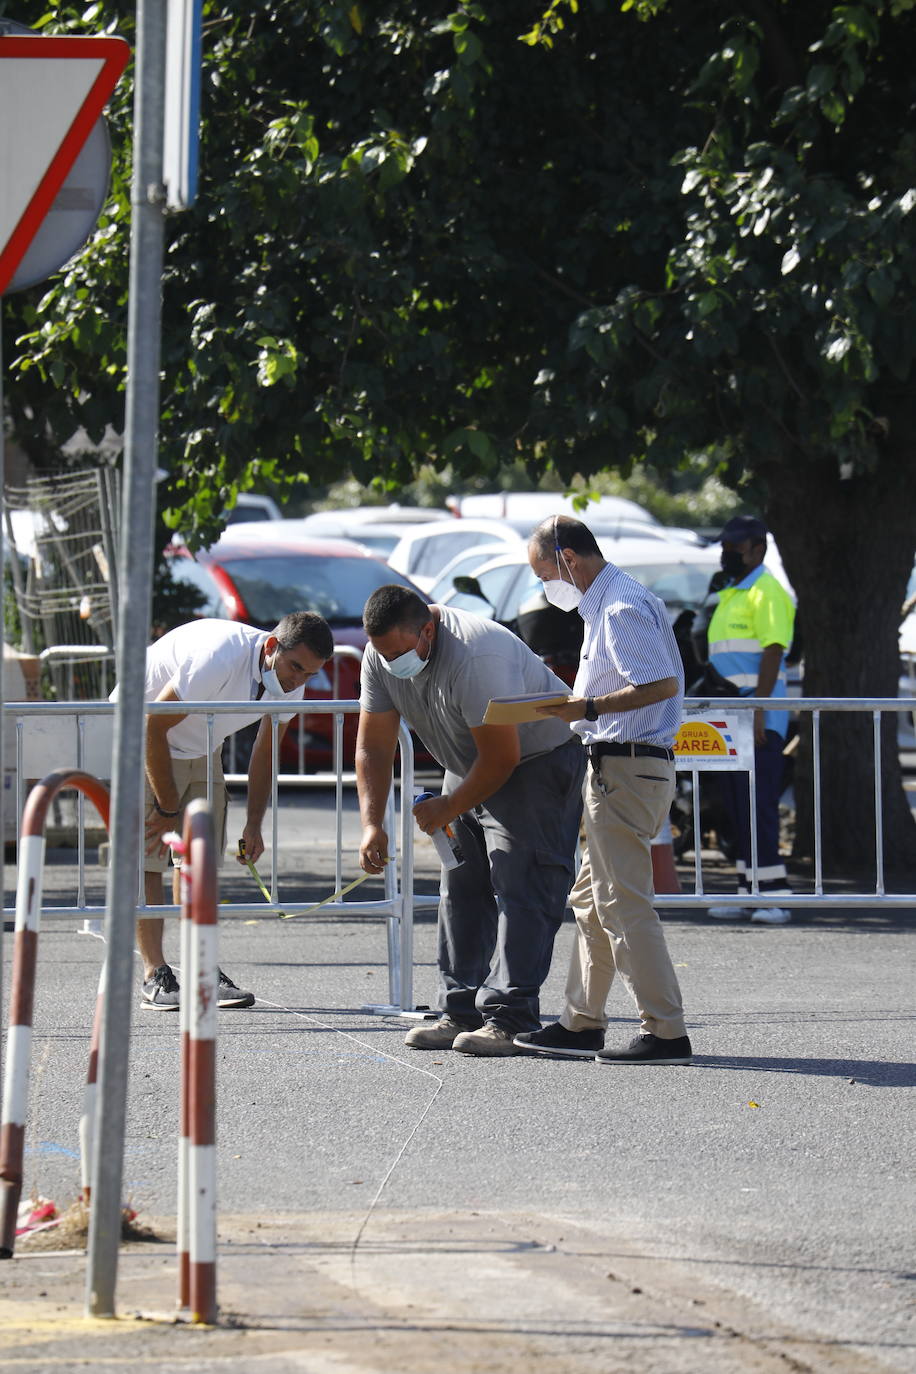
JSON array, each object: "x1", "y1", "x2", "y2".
[{"x1": 144, "y1": 752, "x2": 228, "y2": 873}]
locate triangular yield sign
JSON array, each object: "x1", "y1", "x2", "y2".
[{"x1": 0, "y1": 35, "x2": 129, "y2": 295}]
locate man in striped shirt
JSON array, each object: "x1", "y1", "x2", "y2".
[{"x1": 516, "y1": 515, "x2": 692, "y2": 1065}]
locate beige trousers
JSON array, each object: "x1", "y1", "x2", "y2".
[
  {"x1": 143, "y1": 752, "x2": 228, "y2": 873},
  {"x1": 561, "y1": 753, "x2": 687, "y2": 1039}
]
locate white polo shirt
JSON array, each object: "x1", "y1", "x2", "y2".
[{"x1": 111, "y1": 619, "x2": 306, "y2": 759}]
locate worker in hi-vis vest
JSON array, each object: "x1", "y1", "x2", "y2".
[{"x1": 706, "y1": 515, "x2": 796, "y2": 926}]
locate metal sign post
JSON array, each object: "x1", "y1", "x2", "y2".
[
  {"x1": 163, "y1": 0, "x2": 202, "y2": 209},
  {"x1": 0, "y1": 312, "x2": 5, "y2": 1052},
  {"x1": 85, "y1": 0, "x2": 167, "y2": 1318}
]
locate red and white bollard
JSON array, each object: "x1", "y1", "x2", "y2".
[
  {"x1": 0, "y1": 770, "x2": 110, "y2": 1258},
  {"x1": 651, "y1": 815, "x2": 682, "y2": 895},
  {"x1": 176, "y1": 799, "x2": 218, "y2": 1324},
  {"x1": 79, "y1": 963, "x2": 107, "y2": 1202}
]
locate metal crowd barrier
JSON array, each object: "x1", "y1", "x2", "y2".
[
  {"x1": 2, "y1": 699, "x2": 433, "y2": 1014},
  {"x1": 671, "y1": 695, "x2": 916, "y2": 908},
  {"x1": 2, "y1": 696, "x2": 915, "y2": 932}
]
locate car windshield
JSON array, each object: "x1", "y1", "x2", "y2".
[
  {"x1": 409, "y1": 530, "x2": 511, "y2": 579},
  {"x1": 217, "y1": 554, "x2": 411, "y2": 626},
  {"x1": 352, "y1": 532, "x2": 401, "y2": 557},
  {"x1": 445, "y1": 562, "x2": 523, "y2": 617},
  {"x1": 623, "y1": 561, "x2": 718, "y2": 611}
]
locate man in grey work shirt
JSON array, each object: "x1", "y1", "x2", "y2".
[
  {"x1": 357, "y1": 584, "x2": 585, "y2": 1056},
  {"x1": 517, "y1": 515, "x2": 692, "y2": 1066}
]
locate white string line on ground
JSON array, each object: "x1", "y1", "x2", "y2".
[{"x1": 253, "y1": 998, "x2": 444, "y2": 1287}]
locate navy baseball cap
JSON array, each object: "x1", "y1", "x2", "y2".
[{"x1": 718, "y1": 514, "x2": 768, "y2": 543}]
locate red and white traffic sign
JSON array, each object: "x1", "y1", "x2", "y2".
[{"x1": 0, "y1": 34, "x2": 129, "y2": 296}]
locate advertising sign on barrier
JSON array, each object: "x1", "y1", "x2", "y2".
[{"x1": 673, "y1": 706, "x2": 754, "y2": 770}]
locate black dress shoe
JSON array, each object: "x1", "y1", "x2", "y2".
[
  {"x1": 596, "y1": 1032, "x2": 692, "y2": 1065},
  {"x1": 513, "y1": 1024, "x2": 605, "y2": 1059}
]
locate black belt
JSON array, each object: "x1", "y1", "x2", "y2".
[{"x1": 587, "y1": 741, "x2": 674, "y2": 764}]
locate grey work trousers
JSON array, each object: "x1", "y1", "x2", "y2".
[{"x1": 437, "y1": 735, "x2": 585, "y2": 1034}]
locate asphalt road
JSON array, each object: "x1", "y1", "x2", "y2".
[{"x1": 1, "y1": 787, "x2": 914, "y2": 1372}]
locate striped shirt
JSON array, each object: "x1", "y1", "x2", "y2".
[{"x1": 572, "y1": 562, "x2": 684, "y2": 748}]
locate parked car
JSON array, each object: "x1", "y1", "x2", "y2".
[
  {"x1": 295, "y1": 505, "x2": 452, "y2": 558},
  {"x1": 217, "y1": 508, "x2": 453, "y2": 563},
  {"x1": 425, "y1": 543, "x2": 515, "y2": 604},
  {"x1": 387, "y1": 518, "x2": 525, "y2": 590},
  {"x1": 435, "y1": 537, "x2": 723, "y2": 684},
  {"x1": 448, "y1": 491, "x2": 706, "y2": 546},
  {"x1": 298, "y1": 504, "x2": 451, "y2": 533},
  {"x1": 163, "y1": 528, "x2": 425, "y2": 771},
  {"x1": 224, "y1": 492, "x2": 285, "y2": 524},
  {"x1": 447, "y1": 491, "x2": 657, "y2": 527}
]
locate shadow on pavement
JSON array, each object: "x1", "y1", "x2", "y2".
[{"x1": 694, "y1": 1055, "x2": 916, "y2": 1087}]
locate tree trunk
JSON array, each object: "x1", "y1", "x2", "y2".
[{"x1": 766, "y1": 447, "x2": 916, "y2": 881}]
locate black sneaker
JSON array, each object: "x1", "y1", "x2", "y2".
[
  {"x1": 217, "y1": 969, "x2": 255, "y2": 1009},
  {"x1": 142, "y1": 964, "x2": 180, "y2": 1010},
  {"x1": 596, "y1": 1033, "x2": 692, "y2": 1066},
  {"x1": 514, "y1": 1023, "x2": 605, "y2": 1059}
]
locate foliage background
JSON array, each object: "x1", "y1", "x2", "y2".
[{"x1": 2, "y1": 0, "x2": 916, "y2": 863}]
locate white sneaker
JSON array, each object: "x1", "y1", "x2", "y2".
[
  {"x1": 707, "y1": 905, "x2": 749, "y2": 920},
  {"x1": 751, "y1": 906, "x2": 791, "y2": 925}
]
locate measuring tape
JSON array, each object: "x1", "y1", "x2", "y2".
[{"x1": 237, "y1": 839, "x2": 389, "y2": 921}]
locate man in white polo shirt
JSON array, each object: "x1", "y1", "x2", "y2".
[{"x1": 120, "y1": 612, "x2": 333, "y2": 1010}]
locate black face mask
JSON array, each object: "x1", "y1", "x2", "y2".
[{"x1": 720, "y1": 549, "x2": 747, "y2": 582}]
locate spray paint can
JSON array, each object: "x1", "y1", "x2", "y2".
[{"x1": 414, "y1": 791, "x2": 465, "y2": 870}]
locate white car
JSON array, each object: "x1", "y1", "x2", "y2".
[
  {"x1": 447, "y1": 491, "x2": 657, "y2": 526},
  {"x1": 433, "y1": 536, "x2": 723, "y2": 684},
  {"x1": 387, "y1": 518, "x2": 524, "y2": 591},
  {"x1": 448, "y1": 491, "x2": 707, "y2": 546},
  {"x1": 426, "y1": 543, "x2": 516, "y2": 603},
  {"x1": 293, "y1": 506, "x2": 453, "y2": 561},
  {"x1": 438, "y1": 537, "x2": 722, "y2": 622},
  {"x1": 225, "y1": 492, "x2": 285, "y2": 524}
]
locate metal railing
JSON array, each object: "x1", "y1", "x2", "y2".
[
  {"x1": 3, "y1": 696, "x2": 915, "y2": 929},
  {"x1": 672, "y1": 695, "x2": 916, "y2": 908},
  {"x1": 2, "y1": 698, "x2": 434, "y2": 1013}
]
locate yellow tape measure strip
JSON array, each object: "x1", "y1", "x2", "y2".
[{"x1": 238, "y1": 840, "x2": 388, "y2": 921}]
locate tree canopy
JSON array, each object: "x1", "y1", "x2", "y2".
[{"x1": 4, "y1": 0, "x2": 916, "y2": 862}]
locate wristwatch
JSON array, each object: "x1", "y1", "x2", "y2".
[
  {"x1": 584, "y1": 698, "x2": 600, "y2": 722},
  {"x1": 153, "y1": 799, "x2": 181, "y2": 817}
]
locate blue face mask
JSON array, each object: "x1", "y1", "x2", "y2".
[{"x1": 382, "y1": 646, "x2": 430, "y2": 680}]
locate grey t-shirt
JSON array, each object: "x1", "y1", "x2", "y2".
[{"x1": 360, "y1": 605, "x2": 573, "y2": 776}]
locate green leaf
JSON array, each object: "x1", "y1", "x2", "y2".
[
  {"x1": 819, "y1": 90, "x2": 846, "y2": 126},
  {"x1": 866, "y1": 268, "x2": 894, "y2": 309}
]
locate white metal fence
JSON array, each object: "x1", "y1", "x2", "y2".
[
  {"x1": 673, "y1": 695, "x2": 916, "y2": 907},
  {"x1": 3, "y1": 695, "x2": 915, "y2": 944},
  {"x1": 2, "y1": 699, "x2": 436, "y2": 1014}
]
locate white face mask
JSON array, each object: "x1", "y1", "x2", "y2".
[
  {"x1": 382, "y1": 646, "x2": 430, "y2": 680},
  {"x1": 542, "y1": 550, "x2": 583, "y2": 611},
  {"x1": 261, "y1": 650, "x2": 291, "y2": 698}
]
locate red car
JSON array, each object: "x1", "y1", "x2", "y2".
[{"x1": 164, "y1": 524, "x2": 426, "y2": 771}]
